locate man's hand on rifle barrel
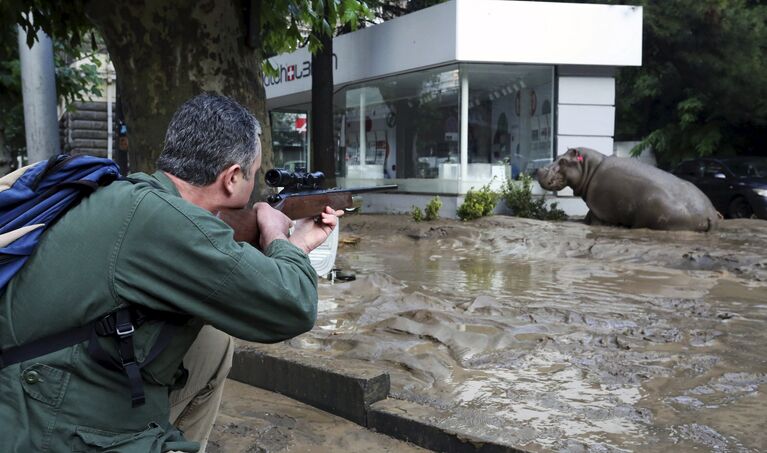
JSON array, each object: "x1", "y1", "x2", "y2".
[{"x1": 289, "y1": 206, "x2": 344, "y2": 254}]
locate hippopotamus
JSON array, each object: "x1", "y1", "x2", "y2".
[{"x1": 536, "y1": 147, "x2": 719, "y2": 231}]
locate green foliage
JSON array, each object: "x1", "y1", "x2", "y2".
[
  {"x1": 501, "y1": 174, "x2": 567, "y2": 221},
  {"x1": 457, "y1": 182, "x2": 499, "y2": 221},
  {"x1": 551, "y1": 0, "x2": 767, "y2": 167},
  {"x1": 0, "y1": 18, "x2": 104, "y2": 159},
  {"x1": 410, "y1": 205, "x2": 424, "y2": 222},
  {"x1": 55, "y1": 53, "x2": 102, "y2": 107},
  {"x1": 3, "y1": 0, "x2": 93, "y2": 51},
  {"x1": 424, "y1": 196, "x2": 441, "y2": 221},
  {"x1": 620, "y1": 0, "x2": 767, "y2": 167},
  {"x1": 411, "y1": 196, "x2": 442, "y2": 221},
  {"x1": 261, "y1": 0, "x2": 372, "y2": 75}
]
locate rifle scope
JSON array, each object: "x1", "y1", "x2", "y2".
[{"x1": 265, "y1": 168, "x2": 325, "y2": 189}]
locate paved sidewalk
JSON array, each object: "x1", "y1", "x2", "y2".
[{"x1": 208, "y1": 379, "x2": 429, "y2": 452}]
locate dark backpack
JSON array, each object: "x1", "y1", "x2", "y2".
[
  {"x1": 0, "y1": 154, "x2": 120, "y2": 288},
  {"x1": 0, "y1": 154, "x2": 180, "y2": 407}
]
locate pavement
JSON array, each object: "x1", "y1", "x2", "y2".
[{"x1": 208, "y1": 379, "x2": 429, "y2": 453}]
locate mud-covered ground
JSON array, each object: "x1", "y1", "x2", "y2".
[
  {"x1": 209, "y1": 379, "x2": 428, "y2": 452},
  {"x1": 257, "y1": 214, "x2": 767, "y2": 452}
]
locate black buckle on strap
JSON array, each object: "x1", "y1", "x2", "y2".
[
  {"x1": 94, "y1": 313, "x2": 117, "y2": 336},
  {"x1": 95, "y1": 307, "x2": 146, "y2": 337}
]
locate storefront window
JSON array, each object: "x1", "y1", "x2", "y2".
[
  {"x1": 328, "y1": 64, "x2": 553, "y2": 192},
  {"x1": 335, "y1": 65, "x2": 461, "y2": 191},
  {"x1": 270, "y1": 110, "x2": 309, "y2": 172},
  {"x1": 465, "y1": 64, "x2": 554, "y2": 181}
]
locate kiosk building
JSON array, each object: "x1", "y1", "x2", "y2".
[{"x1": 265, "y1": 0, "x2": 643, "y2": 216}]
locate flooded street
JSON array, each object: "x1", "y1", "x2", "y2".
[{"x1": 271, "y1": 214, "x2": 767, "y2": 452}]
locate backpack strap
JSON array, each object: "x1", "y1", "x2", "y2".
[
  {"x1": 0, "y1": 306, "x2": 186, "y2": 408},
  {"x1": 85, "y1": 307, "x2": 185, "y2": 407},
  {"x1": 0, "y1": 322, "x2": 93, "y2": 369}
]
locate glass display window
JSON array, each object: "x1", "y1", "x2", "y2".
[
  {"x1": 464, "y1": 64, "x2": 554, "y2": 182},
  {"x1": 270, "y1": 109, "x2": 309, "y2": 172},
  {"x1": 327, "y1": 63, "x2": 554, "y2": 193},
  {"x1": 334, "y1": 65, "x2": 462, "y2": 192}
]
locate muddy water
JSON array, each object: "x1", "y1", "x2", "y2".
[{"x1": 285, "y1": 215, "x2": 767, "y2": 452}]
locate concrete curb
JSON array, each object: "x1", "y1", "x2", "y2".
[
  {"x1": 369, "y1": 399, "x2": 525, "y2": 453},
  {"x1": 230, "y1": 345, "x2": 527, "y2": 452},
  {"x1": 229, "y1": 346, "x2": 389, "y2": 426}
]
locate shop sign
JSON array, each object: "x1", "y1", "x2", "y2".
[{"x1": 263, "y1": 54, "x2": 338, "y2": 87}]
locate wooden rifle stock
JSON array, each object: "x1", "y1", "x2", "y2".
[{"x1": 269, "y1": 185, "x2": 398, "y2": 220}]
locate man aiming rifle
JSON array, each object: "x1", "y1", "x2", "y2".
[
  {"x1": 0, "y1": 93, "x2": 342, "y2": 452},
  {"x1": 221, "y1": 167, "x2": 396, "y2": 245}
]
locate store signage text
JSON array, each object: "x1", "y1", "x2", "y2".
[{"x1": 264, "y1": 54, "x2": 338, "y2": 86}]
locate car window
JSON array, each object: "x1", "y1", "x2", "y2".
[
  {"x1": 728, "y1": 159, "x2": 767, "y2": 178},
  {"x1": 676, "y1": 161, "x2": 703, "y2": 178},
  {"x1": 704, "y1": 162, "x2": 725, "y2": 178}
]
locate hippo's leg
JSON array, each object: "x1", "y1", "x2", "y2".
[{"x1": 584, "y1": 210, "x2": 609, "y2": 226}]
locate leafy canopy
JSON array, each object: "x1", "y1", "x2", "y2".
[
  {"x1": 532, "y1": 0, "x2": 767, "y2": 166},
  {"x1": 622, "y1": 0, "x2": 767, "y2": 166},
  {"x1": 260, "y1": 0, "x2": 372, "y2": 74},
  {"x1": 0, "y1": 2, "x2": 103, "y2": 159}
]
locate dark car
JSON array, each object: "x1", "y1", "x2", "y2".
[{"x1": 672, "y1": 157, "x2": 767, "y2": 219}]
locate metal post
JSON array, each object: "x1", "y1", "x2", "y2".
[
  {"x1": 107, "y1": 74, "x2": 113, "y2": 160},
  {"x1": 17, "y1": 21, "x2": 60, "y2": 164},
  {"x1": 460, "y1": 71, "x2": 469, "y2": 181},
  {"x1": 359, "y1": 89, "x2": 366, "y2": 166}
]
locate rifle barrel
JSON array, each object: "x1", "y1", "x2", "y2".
[
  {"x1": 276, "y1": 184, "x2": 398, "y2": 200},
  {"x1": 327, "y1": 184, "x2": 399, "y2": 194}
]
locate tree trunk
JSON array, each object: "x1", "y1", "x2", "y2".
[
  {"x1": 84, "y1": 0, "x2": 273, "y2": 196},
  {"x1": 311, "y1": 13, "x2": 336, "y2": 188}
]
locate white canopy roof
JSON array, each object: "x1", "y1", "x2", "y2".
[{"x1": 265, "y1": 0, "x2": 642, "y2": 108}]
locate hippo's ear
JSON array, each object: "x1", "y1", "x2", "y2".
[{"x1": 561, "y1": 148, "x2": 584, "y2": 166}]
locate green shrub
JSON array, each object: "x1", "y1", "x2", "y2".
[
  {"x1": 424, "y1": 196, "x2": 442, "y2": 221},
  {"x1": 457, "y1": 182, "x2": 499, "y2": 221},
  {"x1": 501, "y1": 173, "x2": 567, "y2": 221},
  {"x1": 411, "y1": 205, "x2": 424, "y2": 222}
]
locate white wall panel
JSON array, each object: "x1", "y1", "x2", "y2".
[
  {"x1": 456, "y1": 1, "x2": 642, "y2": 66},
  {"x1": 557, "y1": 136, "x2": 614, "y2": 156},
  {"x1": 332, "y1": 2, "x2": 457, "y2": 85},
  {"x1": 558, "y1": 77, "x2": 615, "y2": 105},
  {"x1": 558, "y1": 105, "x2": 615, "y2": 136}
]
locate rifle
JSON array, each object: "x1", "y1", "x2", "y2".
[
  {"x1": 220, "y1": 168, "x2": 397, "y2": 244},
  {"x1": 264, "y1": 168, "x2": 397, "y2": 219}
]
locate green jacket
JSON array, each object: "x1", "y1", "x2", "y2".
[{"x1": 0, "y1": 171, "x2": 318, "y2": 452}]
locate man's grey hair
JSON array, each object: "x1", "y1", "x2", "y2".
[{"x1": 157, "y1": 93, "x2": 262, "y2": 186}]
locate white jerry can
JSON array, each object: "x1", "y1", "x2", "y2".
[{"x1": 307, "y1": 218, "x2": 339, "y2": 278}]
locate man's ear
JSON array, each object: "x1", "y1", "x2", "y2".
[{"x1": 220, "y1": 164, "x2": 242, "y2": 196}]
